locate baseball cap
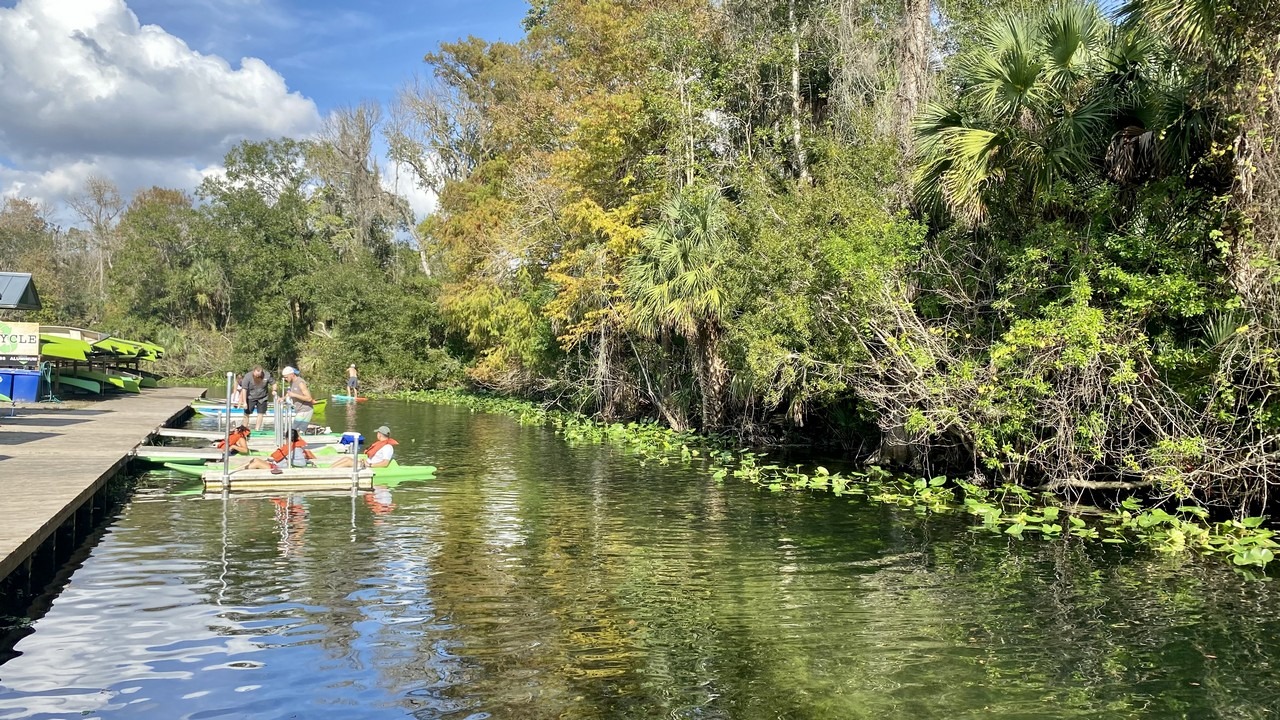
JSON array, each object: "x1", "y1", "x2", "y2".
[
  {"x1": 376, "y1": 425, "x2": 391, "y2": 436},
  {"x1": 282, "y1": 366, "x2": 297, "y2": 375}
]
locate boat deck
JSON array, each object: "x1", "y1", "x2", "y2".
[
  {"x1": 0, "y1": 387, "x2": 205, "y2": 583},
  {"x1": 202, "y1": 466, "x2": 373, "y2": 492}
]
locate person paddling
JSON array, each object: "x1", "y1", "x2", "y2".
[
  {"x1": 331, "y1": 425, "x2": 396, "y2": 469},
  {"x1": 281, "y1": 365, "x2": 315, "y2": 433}
]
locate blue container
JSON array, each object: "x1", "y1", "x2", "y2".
[
  {"x1": 0, "y1": 371, "x2": 12, "y2": 400},
  {"x1": 9, "y1": 369, "x2": 39, "y2": 402}
]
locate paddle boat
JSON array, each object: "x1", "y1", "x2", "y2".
[{"x1": 163, "y1": 458, "x2": 435, "y2": 479}]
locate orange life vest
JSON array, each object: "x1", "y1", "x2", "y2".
[
  {"x1": 217, "y1": 428, "x2": 251, "y2": 450},
  {"x1": 270, "y1": 439, "x2": 316, "y2": 463},
  {"x1": 365, "y1": 437, "x2": 398, "y2": 459}
]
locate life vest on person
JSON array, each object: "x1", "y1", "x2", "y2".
[
  {"x1": 365, "y1": 437, "x2": 398, "y2": 459},
  {"x1": 270, "y1": 439, "x2": 316, "y2": 463},
  {"x1": 217, "y1": 428, "x2": 251, "y2": 450}
]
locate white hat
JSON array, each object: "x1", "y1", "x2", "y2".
[{"x1": 282, "y1": 365, "x2": 297, "y2": 376}]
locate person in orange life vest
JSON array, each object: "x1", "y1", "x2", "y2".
[
  {"x1": 330, "y1": 425, "x2": 396, "y2": 468},
  {"x1": 243, "y1": 429, "x2": 315, "y2": 471},
  {"x1": 217, "y1": 424, "x2": 252, "y2": 455}
]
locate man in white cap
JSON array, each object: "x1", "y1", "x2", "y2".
[
  {"x1": 331, "y1": 425, "x2": 397, "y2": 468},
  {"x1": 280, "y1": 365, "x2": 314, "y2": 433}
]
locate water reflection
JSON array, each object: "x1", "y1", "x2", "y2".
[{"x1": 0, "y1": 402, "x2": 1279, "y2": 719}]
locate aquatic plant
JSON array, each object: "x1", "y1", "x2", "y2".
[{"x1": 397, "y1": 389, "x2": 1279, "y2": 572}]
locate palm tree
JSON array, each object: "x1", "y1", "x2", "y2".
[
  {"x1": 624, "y1": 186, "x2": 732, "y2": 430},
  {"x1": 913, "y1": 1, "x2": 1128, "y2": 224}
]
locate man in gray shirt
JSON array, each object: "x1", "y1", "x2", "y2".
[{"x1": 239, "y1": 365, "x2": 274, "y2": 431}]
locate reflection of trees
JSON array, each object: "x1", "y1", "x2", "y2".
[{"x1": 50, "y1": 403, "x2": 1280, "y2": 720}]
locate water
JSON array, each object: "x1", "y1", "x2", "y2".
[{"x1": 2, "y1": 400, "x2": 1280, "y2": 719}]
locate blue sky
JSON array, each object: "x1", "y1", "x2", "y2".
[
  {"x1": 0, "y1": 0, "x2": 529, "y2": 222},
  {"x1": 125, "y1": 0, "x2": 530, "y2": 113}
]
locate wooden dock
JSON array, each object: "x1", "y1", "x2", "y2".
[{"x1": 0, "y1": 387, "x2": 204, "y2": 583}]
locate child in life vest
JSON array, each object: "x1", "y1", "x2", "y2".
[
  {"x1": 243, "y1": 429, "x2": 315, "y2": 472},
  {"x1": 216, "y1": 424, "x2": 252, "y2": 454}
]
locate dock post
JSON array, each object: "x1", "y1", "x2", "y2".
[
  {"x1": 221, "y1": 371, "x2": 233, "y2": 490},
  {"x1": 274, "y1": 390, "x2": 283, "y2": 448},
  {"x1": 351, "y1": 435, "x2": 360, "y2": 491}
]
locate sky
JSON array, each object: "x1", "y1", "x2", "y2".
[{"x1": 0, "y1": 0, "x2": 529, "y2": 226}]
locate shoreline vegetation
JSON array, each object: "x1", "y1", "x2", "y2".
[
  {"x1": 395, "y1": 389, "x2": 1279, "y2": 573},
  {"x1": 6, "y1": 0, "x2": 1280, "y2": 567}
]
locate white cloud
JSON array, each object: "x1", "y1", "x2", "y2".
[
  {"x1": 0, "y1": 0, "x2": 321, "y2": 218},
  {"x1": 382, "y1": 160, "x2": 437, "y2": 224}
]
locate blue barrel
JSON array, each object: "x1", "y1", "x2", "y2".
[
  {"x1": 9, "y1": 369, "x2": 39, "y2": 402},
  {"x1": 0, "y1": 371, "x2": 12, "y2": 400}
]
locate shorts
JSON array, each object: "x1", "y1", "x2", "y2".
[
  {"x1": 291, "y1": 405, "x2": 314, "y2": 431},
  {"x1": 347, "y1": 378, "x2": 359, "y2": 390},
  {"x1": 245, "y1": 396, "x2": 268, "y2": 414}
]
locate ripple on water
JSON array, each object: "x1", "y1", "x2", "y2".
[{"x1": 3, "y1": 403, "x2": 1280, "y2": 719}]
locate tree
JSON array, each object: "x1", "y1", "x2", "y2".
[
  {"x1": 913, "y1": 2, "x2": 1123, "y2": 224},
  {"x1": 309, "y1": 102, "x2": 409, "y2": 264},
  {"x1": 68, "y1": 175, "x2": 125, "y2": 299},
  {"x1": 624, "y1": 186, "x2": 732, "y2": 429}
]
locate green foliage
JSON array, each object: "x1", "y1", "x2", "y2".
[{"x1": 414, "y1": 389, "x2": 1280, "y2": 572}]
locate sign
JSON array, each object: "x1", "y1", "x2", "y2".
[{"x1": 0, "y1": 321, "x2": 39, "y2": 367}]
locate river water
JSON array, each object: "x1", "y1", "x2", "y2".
[{"x1": 1, "y1": 400, "x2": 1279, "y2": 719}]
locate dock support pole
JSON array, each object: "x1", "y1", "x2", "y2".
[
  {"x1": 275, "y1": 378, "x2": 285, "y2": 448},
  {"x1": 351, "y1": 435, "x2": 360, "y2": 491},
  {"x1": 221, "y1": 371, "x2": 233, "y2": 490}
]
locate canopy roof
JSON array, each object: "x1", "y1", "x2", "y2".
[{"x1": 0, "y1": 272, "x2": 41, "y2": 310}]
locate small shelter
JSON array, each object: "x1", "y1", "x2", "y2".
[{"x1": 0, "y1": 272, "x2": 41, "y2": 310}]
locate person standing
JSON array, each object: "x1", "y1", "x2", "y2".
[
  {"x1": 281, "y1": 365, "x2": 314, "y2": 434},
  {"x1": 231, "y1": 373, "x2": 245, "y2": 407},
  {"x1": 238, "y1": 366, "x2": 274, "y2": 431},
  {"x1": 346, "y1": 364, "x2": 359, "y2": 395}
]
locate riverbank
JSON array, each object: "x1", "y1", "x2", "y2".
[{"x1": 391, "y1": 389, "x2": 1279, "y2": 573}]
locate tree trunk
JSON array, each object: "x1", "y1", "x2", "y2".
[
  {"x1": 596, "y1": 322, "x2": 618, "y2": 421},
  {"x1": 894, "y1": 0, "x2": 931, "y2": 158},
  {"x1": 696, "y1": 322, "x2": 728, "y2": 430},
  {"x1": 788, "y1": 0, "x2": 809, "y2": 183}
]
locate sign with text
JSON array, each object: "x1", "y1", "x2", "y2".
[{"x1": 0, "y1": 321, "x2": 40, "y2": 367}]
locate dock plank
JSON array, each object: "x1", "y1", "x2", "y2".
[{"x1": 0, "y1": 387, "x2": 205, "y2": 582}]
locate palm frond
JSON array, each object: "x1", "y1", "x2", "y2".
[
  {"x1": 1040, "y1": 1, "x2": 1106, "y2": 94},
  {"x1": 966, "y1": 15, "x2": 1046, "y2": 121},
  {"x1": 624, "y1": 186, "x2": 731, "y2": 339},
  {"x1": 1118, "y1": 0, "x2": 1220, "y2": 55}
]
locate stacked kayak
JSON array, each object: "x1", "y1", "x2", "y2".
[{"x1": 40, "y1": 326, "x2": 165, "y2": 396}]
